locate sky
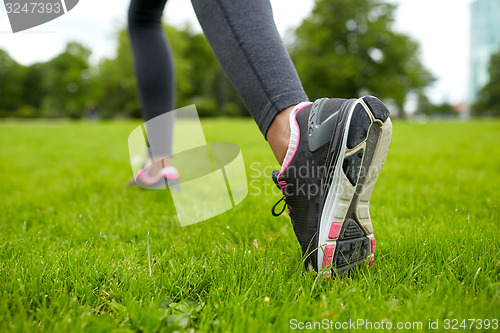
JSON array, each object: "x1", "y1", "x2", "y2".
[{"x1": 0, "y1": 0, "x2": 474, "y2": 104}]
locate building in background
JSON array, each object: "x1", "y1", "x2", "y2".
[{"x1": 469, "y1": 0, "x2": 500, "y2": 105}]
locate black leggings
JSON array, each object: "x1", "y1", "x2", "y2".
[{"x1": 128, "y1": 0, "x2": 308, "y2": 155}]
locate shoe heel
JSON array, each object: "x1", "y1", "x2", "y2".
[
  {"x1": 323, "y1": 218, "x2": 374, "y2": 277},
  {"x1": 362, "y1": 96, "x2": 390, "y2": 123}
]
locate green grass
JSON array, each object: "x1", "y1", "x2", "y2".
[{"x1": 0, "y1": 118, "x2": 499, "y2": 332}]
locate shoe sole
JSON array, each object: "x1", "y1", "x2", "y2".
[{"x1": 317, "y1": 96, "x2": 392, "y2": 278}]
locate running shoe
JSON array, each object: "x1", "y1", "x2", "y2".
[
  {"x1": 127, "y1": 163, "x2": 180, "y2": 190},
  {"x1": 272, "y1": 96, "x2": 392, "y2": 277}
]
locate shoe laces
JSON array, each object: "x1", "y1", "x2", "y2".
[
  {"x1": 272, "y1": 196, "x2": 287, "y2": 216},
  {"x1": 271, "y1": 170, "x2": 288, "y2": 217}
]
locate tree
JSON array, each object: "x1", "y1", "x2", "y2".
[
  {"x1": 181, "y1": 26, "x2": 247, "y2": 117},
  {"x1": 290, "y1": 0, "x2": 434, "y2": 114},
  {"x1": 94, "y1": 29, "x2": 141, "y2": 118},
  {"x1": 0, "y1": 24, "x2": 250, "y2": 119},
  {"x1": 472, "y1": 50, "x2": 500, "y2": 116},
  {"x1": 0, "y1": 49, "x2": 26, "y2": 116},
  {"x1": 95, "y1": 25, "x2": 195, "y2": 118},
  {"x1": 96, "y1": 24, "x2": 247, "y2": 118},
  {"x1": 41, "y1": 42, "x2": 92, "y2": 118},
  {"x1": 415, "y1": 93, "x2": 457, "y2": 116},
  {"x1": 22, "y1": 62, "x2": 47, "y2": 113}
]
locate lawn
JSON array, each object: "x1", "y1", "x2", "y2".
[{"x1": 0, "y1": 118, "x2": 499, "y2": 332}]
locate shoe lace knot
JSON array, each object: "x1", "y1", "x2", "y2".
[
  {"x1": 271, "y1": 196, "x2": 287, "y2": 216},
  {"x1": 271, "y1": 170, "x2": 288, "y2": 216}
]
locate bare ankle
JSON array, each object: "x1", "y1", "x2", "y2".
[
  {"x1": 145, "y1": 156, "x2": 172, "y2": 177},
  {"x1": 267, "y1": 105, "x2": 297, "y2": 165}
]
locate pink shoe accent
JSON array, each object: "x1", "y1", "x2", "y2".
[
  {"x1": 370, "y1": 237, "x2": 376, "y2": 253},
  {"x1": 368, "y1": 257, "x2": 374, "y2": 268},
  {"x1": 163, "y1": 166, "x2": 179, "y2": 180},
  {"x1": 322, "y1": 245, "x2": 336, "y2": 268},
  {"x1": 325, "y1": 273, "x2": 331, "y2": 281},
  {"x1": 328, "y1": 222, "x2": 343, "y2": 239},
  {"x1": 277, "y1": 102, "x2": 313, "y2": 186},
  {"x1": 138, "y1": 168, "x2": 164, "y2": 185}
]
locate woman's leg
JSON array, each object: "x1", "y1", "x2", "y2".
[
  {"x1": 190, "y1": 0, "x2": 393, "y2": 276},
  {"x1": 191, "y1": 0, "x2": 309, "y2": 163},
  {"x1": 128, "y1": 0, "x2": 175, "y2": 167}
]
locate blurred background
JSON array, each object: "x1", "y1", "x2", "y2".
[{"x1": 0, "y1": 0, "x2": 499, "y2": 119}]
